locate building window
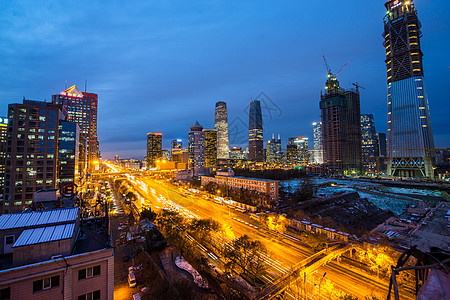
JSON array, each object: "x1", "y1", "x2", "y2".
[
  {"x1": 78, "y1": 290, "x2": 100, "y2": 300},
  {"x1": 0, "y1": 287, "x2": 10, "y2": 300},
  {"x1": 33, "y1": 275, "x2": 60, "y2": 293},
  {"x1": 78, "y1": 265, "x2": 101, "y2": 280}
]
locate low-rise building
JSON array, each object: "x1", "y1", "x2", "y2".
[
  {"x1": 201, "y1": 175, "x2": 279, "y2": 203},
  {"x1": 0, "y1": 207, "x2": 113, "y2": 300}
]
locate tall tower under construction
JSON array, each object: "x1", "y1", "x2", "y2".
[
  {"x1": 383, "y1": 0, "x2": 435, "y2": 178},
  {"x1": 320, "y1": 72, "x2": 362, "y2": 175}
]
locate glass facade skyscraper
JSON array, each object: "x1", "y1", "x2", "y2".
[
  {"x1": 248, "y1": 100, "x2": 263, "y2": 162},
  {"x1": 214, "y1": 102, "x2": 229, "y2": 159},
  {"x1": 383, "y1": 0, "x2": 435, "y2": 178},
  {"x1": 57, "y1": 120, "x2": 80, "y2": 186},
  {"x1": 361, "y1": 114, "x2": 378, "y2": 173}
]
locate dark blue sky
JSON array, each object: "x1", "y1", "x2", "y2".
[{"x1": 1, "y1": 0, "x2": 449, "y2": 159}]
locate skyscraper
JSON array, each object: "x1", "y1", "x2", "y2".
[
  {"x1": 203, "y1": 129, "x2": 217, "y2": 168},
  {"x1": 312, "y1": 122, "x2": 323, "y2": 164},
  {"x1": 320, "y1": 74, "x2": 362, "y2": 174},
  {"x1": 3, "y1": 99, "x2": 67, "y2": 213},
  {"x1": 188, "y1": 121, "x2": 205, "y2": 176},
  {"x1": 0, "y1": 117, "x2": 8, "y2": 200},
  {"x1": 214, "y1": 102, "x2": 229, "y2": 159},
  {"x1": 147, "y1": 133, "x2": 162, "y2": 169},
  {"x1": 248, "y1": 100, "x2": 263, "y2": 162},
  {"x1": 52, "y1": 85, "x2": 98, "y2": 174},
  {"x1": 57, "y1": 120, "x2": 80, "y2": 186},
  {"x1": 383, "y1": 0, "x2": 435, "y2": 178},
  {"x1": 287, "y1": 136, "x2": 309, "y2": 167},
  {"x1": 266, "y1": 134, "x2": 282, "y2": 165},
  {"x1": 345, "y1": 90, "x2": 363, "y2": 173},
  {"x1": 361, "y1": 114, "x2": 379, "y2": 173}
]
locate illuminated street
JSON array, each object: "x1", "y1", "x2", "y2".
[{"x1": 104, "y1": 163, "x2": 415, "y2": 299}]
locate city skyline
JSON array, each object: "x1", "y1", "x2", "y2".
[{"x1": 0, "y1": 1, "x2": 449, "y2": 159}]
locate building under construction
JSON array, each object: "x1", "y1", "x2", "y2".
[{"x1": 320, "y1": 65, "x2": 362, "y2": 175}]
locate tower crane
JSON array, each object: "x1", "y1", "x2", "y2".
[
  {"x1": 322, "y1": 56, "x2": 350, "y2": 78},
  {"x1": 352, "y1": 82, "x2": 366, "y2": 93}
]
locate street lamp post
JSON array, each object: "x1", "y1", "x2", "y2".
[{"x1": 318, "y1": 272, "x2": 327, "y2": 299}]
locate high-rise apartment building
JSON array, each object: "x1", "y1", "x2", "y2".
[
  {"x1": 52, "y1": 85, "x2": 98, "y2": 175},
  {"x1": 320, "y1": 74, "x2": 362, "y2": 175},
  {"x1": 203, "y1": 129, "x2": 217, "y2": 168},
  {"x1": 57, "y1": 121, "x2": 80, "y2": 186},
  {"x1": 188, "y1": 122, "x2": 205, "y2": 176},
  {"x1": 248, "y1": 100, "x2": 263, "y2": 162},
  {"x1": 312, "y1": 122, "x2": 323, "y2": 164},
  {"x1": 383, "y1": 0, "x2": 435, "y2": 178},
  {"x1": 146, "y1": 133, "x2": 162, "y2": 169},
  {"x1": 3, "y1": 100, "x2": 67, "y2": 214},
  {"x1": 287, "y1": 136, "x2": 309, "y2": 167},
  {"x1": 361, "y1": 114, "x2": 379, "y2": 172},
  {"x1": 0, "y1": 117, "x2": 8, "y2": 200},
  {"x1": 214, "y1": 102, "x2": 230, "y2": 159}
]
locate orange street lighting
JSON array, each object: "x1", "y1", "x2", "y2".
[{"x1": 93, "y1": 160, "x2": 100, "y2": 165}]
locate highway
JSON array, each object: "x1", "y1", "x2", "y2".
[{"x1": 105, "y1": 164, "x2": 414, "y2": 299}]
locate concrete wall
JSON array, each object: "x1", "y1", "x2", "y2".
[
  {"x1": 0, "y1": 248, "x2": 114, "y2": 300},
  {"x1": 13, "y1": 239, "x2": 72, "y2": 266}
]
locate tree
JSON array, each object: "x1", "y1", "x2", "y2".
[
  {"x1": 187, "y1": 218, "x2": 220, "y2": 246},
  {"x1": 140, "y1": 208, "x2": 157, "y2": 222},
  {"x1": 222, "y1": 235, "x2": 268, "y2": 281},
  {"x1": 291, "y1": 178, "x2": 316, "y2": 203}
]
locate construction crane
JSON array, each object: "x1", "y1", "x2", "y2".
[
  {"x1": 352, "y1": 82, "x2": 366, "y2": 93},
  {"x1": 323, "y1": 56, "x2": 350, "y2": 78}
]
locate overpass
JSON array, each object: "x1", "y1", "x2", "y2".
[{"x1": 256, "y1": 243, "x2": 356, "y2": 300}]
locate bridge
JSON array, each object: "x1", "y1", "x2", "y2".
[{"x1": 256, "y1": 243, "x2": 356, "y2": 300}]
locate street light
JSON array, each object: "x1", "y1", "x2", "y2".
[{"x1": 318, "y1": 272, "x2": 327, "y2": 299}]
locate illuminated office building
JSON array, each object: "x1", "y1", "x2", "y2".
[
  {"x1": 287, "y1": 136, "x2": 309, "y2": 167},
  {"x1": 214, "y1": 102, "x2": 229, "y2": 159},
  {"x1": 384, "y1": 0, "x2": 435, "y2": 178},
  {"x1": 248, "y1": 100, "x2": 263, "y2": 162},
  {"x1": 203, "y1": 129, "x2": 217, "y2": 168},
  {"x1": 312, "y1": 122, "x2": 323, "y2": 164},
  {"x1": 361, "y1": 114, "x2": 378, "y2": 172},
  {"x1": 52, "y1": 85, "x2": 98, "y2": 174},
  {"x1": 171, "y1": 139, "x2": 182, "y2": 159},
  {"x1": 147, "y1": 133, "x2": 162, "y2": 169},
  {"x1": 57, "y1": 121, "x2": 80, "y2": 186}
]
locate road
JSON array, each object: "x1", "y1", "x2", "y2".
[{"x1": 106, "y1": 165, "x2": 414, "y2": 299}]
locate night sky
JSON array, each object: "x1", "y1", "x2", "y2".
[{"x1": 0, "y1": 0, "x2": 449, "y2": 159}]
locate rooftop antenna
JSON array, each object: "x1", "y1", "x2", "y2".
[
  {"x1": 85, "y1": 80, "x2": 87, "y2": 93},
  {"x1": 65, "y1": 80, "x2": 67, "y2": 89}
]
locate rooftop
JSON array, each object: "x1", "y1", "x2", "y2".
[
  {"x1": 0, "y1": 207, "x2": 79, "y2": 231},
  {"x1": 13, "y1": 223, "x2": 75, "y2": 248}
]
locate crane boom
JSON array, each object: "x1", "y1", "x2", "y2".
[{"x1": 334, "y1": 61, "x2": 350, "y2": 78}]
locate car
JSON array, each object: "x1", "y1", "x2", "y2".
[{"x1": 128, "y1": 271, "x2": 137, "y2": 288}]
